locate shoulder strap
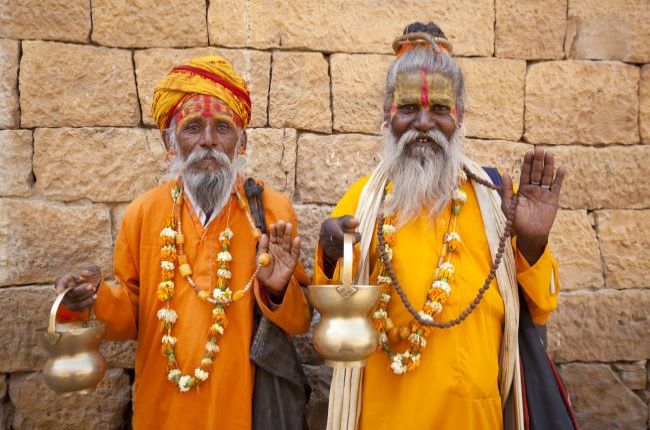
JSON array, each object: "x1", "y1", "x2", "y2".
[
  {"x1": 244, "y1": 177, "x2": 267, "y2": 235},
  {"x1": 482, "y1": 166, "x2": 502, "y2": 187}
]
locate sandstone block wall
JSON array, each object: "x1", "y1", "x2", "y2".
[{"x1": 1, "y1": 1, "x2": 648, "y2": 429}]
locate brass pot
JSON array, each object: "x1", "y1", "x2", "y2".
[
  {"x1": 309, "y1": 233, "x2": 380, "y2": 367},
  {"x1": 37, "y1": 288, "x2": 107, "y2": 394}
]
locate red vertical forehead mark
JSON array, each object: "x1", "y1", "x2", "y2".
[{"x1": 419, "y1": 67, "x2": 429, "y2": 106}]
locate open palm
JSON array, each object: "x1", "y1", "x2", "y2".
[{"x1": 256, "y1": 220, "x2": 301, "y2": 294}]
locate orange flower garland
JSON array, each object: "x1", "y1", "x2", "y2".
[{"x1": 372, "y1": 172, "x2": 467, "y2": 374}]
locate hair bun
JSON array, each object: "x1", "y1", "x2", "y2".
[{"x1": 392, "y1": 31, "x2": 453, "y2": 58}]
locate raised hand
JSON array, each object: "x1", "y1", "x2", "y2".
[
  {"x1": 54, "y1": 265, "x2": 102, "y2": 311},
  {"x1": 500, "y1": 148, "x2": 567, "y2": 264},
  {"x1": 256, "y1": 220, "x2": 301, "y2": 295}
]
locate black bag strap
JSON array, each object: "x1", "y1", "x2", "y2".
[{"x1": 244, "y1": 177, "x2": 267, "y2": 235}]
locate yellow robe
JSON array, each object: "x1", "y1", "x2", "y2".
[
  {"x1": 314, "y1": 177, "x2": 559, "y2": 430},
  {"x1": 92, "y1": 179, "x2": 311, "y2": 429}
]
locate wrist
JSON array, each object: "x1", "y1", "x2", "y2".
[{"x1": 517, "y1": 235, "x2": 547, "y2": 265}]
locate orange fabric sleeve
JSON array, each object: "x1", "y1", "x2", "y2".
[{"x1": 514, "y1": 238, "x2": 560, "y2": 325}]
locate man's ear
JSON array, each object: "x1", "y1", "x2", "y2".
[{"x1": 239, "y1": 130, "x2": 248, "y2": 153}]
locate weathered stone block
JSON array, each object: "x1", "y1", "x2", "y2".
[
  {"x1": 561, "y1": 363, "x2": 648, "y2": 430},
  {"x1": 464, "y1": 139, "x2": 532, "y2": 184},
  {"x1": 597, "y1": 210, "x2": 650, "y2": 290},
  {"x1": 0, "y1": 286, "x2": 135, "y2": 372},
  {"x1": 613, "y1": 361, "x2": 647, "y2": 391},
  {"x1": 526, "y1": 61, "x2": 639, "y2": 145},
  {"x1": 208, "y1": 0, "x2": 494, "y2": 56},
  {"x1": 269, "y1": 52, "x2": 331, "y2": 133},
  {"x1": 0, "y1": 39, "x2": 19, "y2": 128},
  {"x1": 9, "y1": 369, "x2": 131, "y2": 430},
  {"x1": 0, "y1": 374, "x2": 6, "y2": 399},
  {"x1": 33, "y1": 128, "x2": 165, "y2": 203},
  {"x1": 549, "y1": 210, "x2": 603, "y2": 290},
  {"x1": 0, "y1": 0, "x2": 90, "y2": 42},
  {"x1": 245, "y1": 128, "x2": 297, "y2": 197},
  {"x1": 495, "y1": 0, "x2": 566, "y2": 59},
  {"x1": 0, "y1": 130, "x2": 32, "y2": 197},
  {"x1": 331, "y1": 54, "x2": 393, "y2": 135},
  {"x1": 20, "y1": 41, "x2": 139, "y2": 127},
  {"x1": 641, "y1": 66, "x2": 650, "y2": 144},
  {"x1": 297, "y1": 133, "x2": 382, "y2": 204},
  {"x1": 0, "y1": 201, "x2": 113, "y2": 286},
  {"x1": 566, "y1": 0, "x2": 650, "y2": 63},
  {"x1": 549, "y1": 145, "x2": 650, "y2": 209},
  {"x1": 295, "y1": 204, "x2": 333, "y2": 274},
  {"x1": 134, "y1": 47, "x2": 270, "y2": 128},
  {"x1": 111, "y1": 203, "x2": 129, "y2": 241},
  {"x1": 456, "y1": 58, "x2": 526, "y2": 140},
  {"x1": 548, "y1": 290, "x2": 650, "y2": 362},
  {"x1": 92, "y1": 0, "x2": 206, "y2": 48}
]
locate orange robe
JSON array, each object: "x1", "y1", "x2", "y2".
[
  {"x1": 314, "y1": 176, "x2": 560, "y2": 430},
  {"x1": 94, "y1": 179, "x2": 311, "y2": 429}
]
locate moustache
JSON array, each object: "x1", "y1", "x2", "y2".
[
  {"x1": 398, "y1": 129, "x2": 449, "y2": 151},
  {"x1": 185, "y1": 149, "x2": 231, "y2": 170}
]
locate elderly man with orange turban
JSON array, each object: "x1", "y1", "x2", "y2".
[{"x1": 53, "y1": 55, "x2": 312, "y2": 429}]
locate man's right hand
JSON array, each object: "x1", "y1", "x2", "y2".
[
  {"x1": 54, "y1": 265, "x2": 102, "y2": 311},
  {"x1": 319, "y1": 216, "x2": 360, "y2": 277}
]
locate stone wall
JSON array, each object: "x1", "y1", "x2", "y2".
[{"x1": 0, "y1": 1, "x2": 648, "y2": 429}]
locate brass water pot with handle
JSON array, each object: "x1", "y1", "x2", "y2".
[
  {"x1": 38, "y1": 287, "x2": 108, "y2": 394},
  {"x1": 308, "y1": 233, "x2": 381, "y2": 367}
]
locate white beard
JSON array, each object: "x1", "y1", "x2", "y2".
[
  {"x1": 168, "y1": 148, "x2": 241, "y2": 217},
  {"x1": 381, "y1": 126, "x2": 464, "y2": 227}
]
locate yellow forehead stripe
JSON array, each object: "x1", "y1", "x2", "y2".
[{"x1": 393, "y1": 72, "x2": 456, "y2": 110}]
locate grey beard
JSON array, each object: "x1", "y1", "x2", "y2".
[
  {"x1": 381, "y1": 127, "x2": 464, "y2": 227},
  {"x1": 168, "y1": 149, "x2": 239, "y2": 217}
]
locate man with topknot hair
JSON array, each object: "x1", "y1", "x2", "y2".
[{"x1": 314, "y1": 22, "x2": 567, "y2": 429}]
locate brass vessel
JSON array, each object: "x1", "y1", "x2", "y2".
[
  {"x1": 38, "y1": 288, "x2": 107, "y2": 394},
  {"x1": 309, "y1": 233, "x2": 381, "y2": 367}
]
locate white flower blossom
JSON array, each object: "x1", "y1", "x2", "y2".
[
  {"x1": 390, "y1": 356, "x2": 407, "y2": 375},
  {"x1": 217, "y1": 251, "x2": 232, "y2": 262},
  {"x1": 378, "y1": 332, "x2": 389, "y2": 345},
  {"x1": 168, "y1": 369, "x2": 181, "y2": 382},
  {"x1": 157, "y1": 308, "x2": 178, "y2": 324},
  {"x1": 373, "y1": 309, "x2": 388, "y2": 320},
  {"x1": 382, "y1": 224, "x2": 396, "y2": 236},
  {"x1": 212, "y1": 288, "x2": 233, "y2": 302},
  {"x1": 408, "y1": 333, "x2": 427, "y2": 348},
  {"x1": 431, "y1": 279, "x2": 451, "y2": 295},
  {"x1": 201, "y1": 358, "x2": 213, "y2": 367},
  {"x1": 194, "y1": 369, "x2": 209, "y2": 381},
  {"x1": 161, "y1": 260, "x2": 175, "y2": 271},
  {"x1": 218, "y1": 228, "x2": 234, "y2": 241},
  {"x1": 217, "y1": 268, "x2": 232, "y2": 279},
  {"x1": 418, "y1": 311, "x2": 434, "y2": 322},
  {"x1": 452, "y1": 189, "x2": 467, "y2": 203},
  {"x1": 161, "y1": 244, "x2": 176, "y2": 253},
  {"x1": 210, "y1": 323, "x2": 225, "y2": 335},
  {"x1": 160, "y1": 227, "x2": 176, "y2": 238},
  {"x1": 446, "y1": 232, "x2": 461, "y2": 243},
  {"x1": 425, "y1": 300, "x2": 443, "y2": 315},
  {"x1": 178, "y1": 375, "x2": 194, "y2": 392},
  {"x1": 377, "y1": 275, "x2": 392, "y2": 285},
  {"x1": 384, "y1": 246, "x2": 393, "y2": 261},
  {"x1": 206, "y1": 341, "x2": 220, "y2": 353},
  {"x1": 161, "y1": 335, "x2": 177, "y2": 345},
  {"x1": 380, "y1": 293, "x2": 391, "y2": 304},
  {"x1": 439, "y1": 262, "x2": 455, "y2": 276}
]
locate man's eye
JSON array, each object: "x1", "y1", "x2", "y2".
[
  {"x1": 398, "y1": 104, "x2": 418, "y2": 113},
  {"x1": 184, "y1": 123, "x2": 201, "y2": 132},
  {"x1": 432, "y1": 105, "x2": 450, "y2": 113}
]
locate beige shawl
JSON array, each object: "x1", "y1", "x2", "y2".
[{"x1": 326, "y1": 158, "x2": 524, "y2": 430}]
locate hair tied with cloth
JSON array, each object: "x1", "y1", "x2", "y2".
[{"x1": 392, "y1": 22, "x2": 454, "y2": 58}]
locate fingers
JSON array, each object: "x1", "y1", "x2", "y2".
[
  {"x1": 258, "y1": 233, "x2": 270, "y2": 252},
  {"x1": 341, "y1": 215, "x2": 359, "y2": 230},
  {"x1": 519, "y1": 150, "x2": 533, "y2": 186},
  {"x1": 54, "y1": 273, "x2": 77, "y2": 294},
  {"x1": 551, "y1": 165, "x2": 567, "y2": 195},
  {"x1": 290, "y1": 237, "x2": 301, "y2": 262},
  {"x1": 529, "y1": 147, "x2": 545, "y2": 185},
  {"x1": 540, "y1": 152, "x2": 554, "y2": 188}
]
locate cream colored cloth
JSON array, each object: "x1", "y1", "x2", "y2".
[{"x1": 325, "y1": 157, "x2": 524, "y2": 430}]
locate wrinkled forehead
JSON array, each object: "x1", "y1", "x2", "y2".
[
  {"x1": 175, "y1": 94, "x2": 243, "y2": 128},
  {"x1": 393, "y1": 71, "x2": 456, "y2": 107}
]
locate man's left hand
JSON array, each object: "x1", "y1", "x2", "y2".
[
  {"x1": 256, "y1": 220, "x2": 301, "y2": 297},
  {"x1": 500, "y1": 147, "x2": 567, "y2": 264}
]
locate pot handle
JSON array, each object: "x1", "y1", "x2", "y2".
[
  {"x1": 341, "y1": 233, "x2": 354, "y2": 286},
  {"x1": 48, "y1": 288, "x2": 97, "y2": 335}
]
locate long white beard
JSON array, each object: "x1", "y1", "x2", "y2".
[
  {"x1": 168, "y1": 149, "x2": 241, "y2": 217},
  {"x1": 381, "y1": 126, "x2": 464, "y2": 227}
]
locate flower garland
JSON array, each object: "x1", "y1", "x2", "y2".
[
  {"x1": 157, "y1": 180, "x2": 269, "y2": 392},
  {"x1": 372, "y1": 172, "x2": 467, "y2": 375}
]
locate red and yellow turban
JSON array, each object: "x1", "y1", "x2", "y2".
[{"x1": 151, "y1": 55, "x2": 251, "y2": 132}]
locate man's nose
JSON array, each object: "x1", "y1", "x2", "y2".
[
  {"x1": 199, "y1": 123, "x2": 218, "y2": 148},
  {"x1": 413, "y1": 107, "x2": 436, "y2": 132}
]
